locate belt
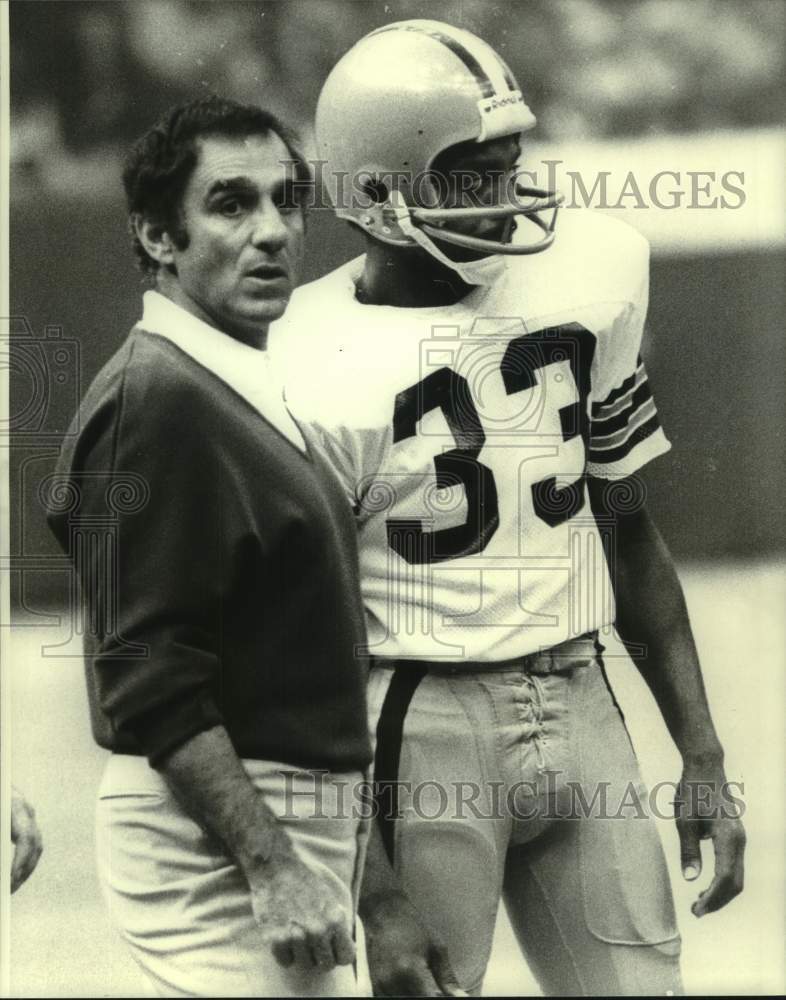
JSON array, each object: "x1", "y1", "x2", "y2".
[{"x1": 372, "y1": 631, "x2": 600, "y2": 677}]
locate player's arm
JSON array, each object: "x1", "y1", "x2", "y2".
[
  {"x1": 359, "y1": 820, "x2": 464, "y2": 996},
  {"x1": 588, "y1": 476, "x2": 746, "y2": 917},
  {"x1": 157, "y1": 726, "x2": 354, "y2": 970}
]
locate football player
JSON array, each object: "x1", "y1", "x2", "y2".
[{"x1": 271, "y1": 20, "x2": 745, "y2": 997}]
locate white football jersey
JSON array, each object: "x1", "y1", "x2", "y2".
[{"x1": 271, "y1": 211, "x2": 670, "y2": 661}]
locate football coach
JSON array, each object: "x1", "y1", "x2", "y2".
[{"x1": 46, "y1": 97, "x2": 373, "y2": 997}]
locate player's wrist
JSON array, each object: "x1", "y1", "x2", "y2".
[{"x1": 680, "y1": 744, "x2": 725, "y2": 770}]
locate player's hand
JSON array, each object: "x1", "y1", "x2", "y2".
[
  {"x1": 363, "y1": 890, "x2": 466, "y2": 997},
  {"x1": 674, "y1": 760, "x2": 746, "y2": 918},
  {"x1": 248, "y1": 840, "x2": 355, "y2": 971},
  {"x1": 11, "y1": 786, "x2": 43, "y2": 893}
]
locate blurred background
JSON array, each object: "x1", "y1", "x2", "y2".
[
  {"x1": 6, "y1": 0, "x2": 786, "y2": 996},
  {"x1": 8, "y1": 0, "x2": 786, "y2": 573}
]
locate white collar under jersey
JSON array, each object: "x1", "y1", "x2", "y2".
[{"x1": 138, "y1": 290, "x2": 306, "y2": 452}]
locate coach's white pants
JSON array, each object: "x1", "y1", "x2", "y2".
[{"x1": 96, "y1": 753, "x2": 368, "y2": 997}]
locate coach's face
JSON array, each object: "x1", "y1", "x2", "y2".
[{"x1": 167, "y1": 133, "x2": 304, "y2": 347}]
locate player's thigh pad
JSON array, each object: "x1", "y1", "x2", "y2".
[
  {"x1": 368, "y1": 667, "x2": 508, "y2": 992},
  {"x1": 570, "y1": 661, "x2": 681, "y2": 949},
  {"x1": 503, "y1": 659, "x2": 682, "y2": 995}
]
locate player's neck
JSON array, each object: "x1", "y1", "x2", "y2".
[{"x1": 357, "y1": 240, "x2": 473, "y2": 308}]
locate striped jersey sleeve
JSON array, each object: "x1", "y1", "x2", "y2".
[
  {"x1": 585, "y1": 239, "x2": 671, "y2": 479},
  {"x1": 587, "y1": 355, "x2": 670, "y2": 478}
]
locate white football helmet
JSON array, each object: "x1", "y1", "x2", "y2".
[{"x1": 315, "y1": 19, "x2": 561, "y2": 274}]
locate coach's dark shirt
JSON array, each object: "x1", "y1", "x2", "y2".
[{"x1": 47, "y1": 318, "x2": 372, "y2": 771}]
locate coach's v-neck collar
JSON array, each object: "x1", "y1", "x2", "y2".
[{"x1": 138, "y1": 291, "x2": 307, "y2": 454}]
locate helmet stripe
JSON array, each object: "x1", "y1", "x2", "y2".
[
  {"x1": 371, "y1": 23, "x2": 496, "y2": 99},
  {"x1": 498, "y1": 55, "x2": 519, "y2": 93}
]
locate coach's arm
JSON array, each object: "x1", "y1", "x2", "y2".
[
  {"x1": 47, "y1": 379, "x2": 353, "y2": 972},
  {"x1": 158, "y1": 727, "x2": 355, "y2": 970},
  {"x1": 588, "y1": 475, "x2": 746, "y2": 917}
]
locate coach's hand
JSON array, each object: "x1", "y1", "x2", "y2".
[
  {"x1": 11, "y1": 786, "x2": 43, "y2": 893},
  {"x1": 674, "y1": 760, "x2": 746, "y2": 918},
  {"x1": 249, "y1": 841, "x2": 355, "y2": 971},
  {"x1": 363, "y1": 890, "x2": 466, "y2": 997}
]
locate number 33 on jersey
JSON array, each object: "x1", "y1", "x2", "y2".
[{"x1": 271, "y1": 211, "x2": 671, "y2": 662}]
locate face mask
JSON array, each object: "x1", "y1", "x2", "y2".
[{"x1": 392, "y1": 195, "x2": 508, "y2": 286}]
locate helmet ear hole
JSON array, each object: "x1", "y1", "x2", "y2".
[{"x1": 359, "y1": 174, "x2": 390, "y2": 205}]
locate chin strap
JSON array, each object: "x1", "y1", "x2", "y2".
[{"x1": 388, "y1": 191, "x2": 507, "y2": 286}]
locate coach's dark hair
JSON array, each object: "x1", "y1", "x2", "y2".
[{"x1": 123, "y1": 95, "x2": 311, "y2": 275}]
